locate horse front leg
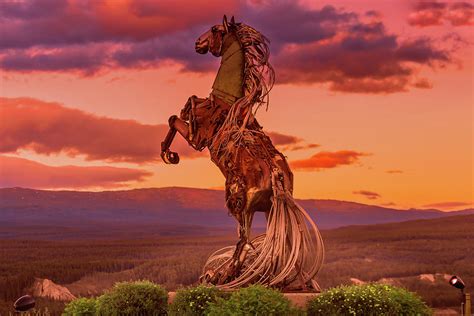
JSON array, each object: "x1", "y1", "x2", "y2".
[
  {"x1": 168, "y1": 115, "x2": 190, "y2": 140},
  {"x1": 161, "y1": 95, "x2": 208, "y2": 164},
  {"x1": 160, "y1": 115, "x2": 191, "y2": 164}
]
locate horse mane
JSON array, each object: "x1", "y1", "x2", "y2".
[
  {"x1": 236, "y1": 23, "x2": 275, "y2": 116},
  {"x1": 210, "y1": 23, "x2": 275, "y2": 157}
]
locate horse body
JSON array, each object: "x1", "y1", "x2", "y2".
[{"x1": 164, "y1": 16, "x2": 324, "y2": 290}]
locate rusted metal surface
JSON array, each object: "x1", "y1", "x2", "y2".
[{"x1": 161, "y1": 15, "x2": 324, "y2": 291}]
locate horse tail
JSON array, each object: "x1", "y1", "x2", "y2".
[{"x1": 202, "y1": 169, "x2": 325, "y2": 291}]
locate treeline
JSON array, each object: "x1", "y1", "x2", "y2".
[{"x1": 0, "y1": 235, "x2": 233, "y2": 302}]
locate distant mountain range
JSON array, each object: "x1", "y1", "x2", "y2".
[{"x1": 0, "y1": 187, "x2": 472, "y2": 231}]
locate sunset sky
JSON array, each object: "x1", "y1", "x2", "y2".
[{"x1": 0, "y1": 0, "x2": 472, "y2": 211}]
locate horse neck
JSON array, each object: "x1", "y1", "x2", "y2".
[{"x1": 211, "y1": 33, "x2": 244, "y2": 104}]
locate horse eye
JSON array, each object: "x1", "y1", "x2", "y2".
[{"x1": 211, "y1": 26, "x2": 217, "y2": 32}]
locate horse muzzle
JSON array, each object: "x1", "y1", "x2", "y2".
[{"x1": 195, "y1": 42, "x2": 209, "y2": 54}]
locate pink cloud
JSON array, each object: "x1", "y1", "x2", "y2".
[
  {"x1": 0, "y1": 97, "x2": 202, "y2": 163},
  {"x1": 408, "y1": 1, "x2": 473, "y2": 27},
  {"x1": 0, "y1": 155, "x2": 152, "y2": 189}
]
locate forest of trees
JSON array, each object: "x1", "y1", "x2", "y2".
[{"x1": 1, "y1": 215, "x2": 473, "y2": 314}]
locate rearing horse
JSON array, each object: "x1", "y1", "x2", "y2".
[{"x1": 161, "y1": 16, "x2": 324, "y2": 291}]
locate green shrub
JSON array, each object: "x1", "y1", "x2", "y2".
[
  {"x1": 63, "y1": 297, "x2": 97, "y2": 316},
  {"x1": 206, "y1": 284, "x2": 300, "y2": 316},
  {"x1": 168, "y1": 285, "x2": 227, "y2": 316},
  {"x1": 307, "y1": 283, "x2": 432, "y2": 316},
  {"x1": 96, "y1": 280, "x2": 167, "y2": 316}
]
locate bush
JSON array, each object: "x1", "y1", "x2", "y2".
[
  {"x1": 307, "y1": 283, "x2": 432, "y2": 316},
  {"x1": 168, "y1": 285, "x2": 227, "y2": 316},
  {"x1": 96, "y1": 280, "x2": 167, "y2": 316},
  {"x1": 63, "y1": 297, "x2": 97, "y2": 316},
  {"x1": 206, "y1": 284, "x2": 300, "y2": 316}
]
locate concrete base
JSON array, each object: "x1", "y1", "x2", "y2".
[
  {"x1": 167, "y1": 291, "x2": 318, "y2": 308},
  {"x1": 283, "y1": 292, "x2": 319, "y2": 308}
]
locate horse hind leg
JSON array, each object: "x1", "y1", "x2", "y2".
[
  {"x1": 202, "y1": 181, "x2": 253, "y2": 284},
  {"x1": 230, "y1": 186, "x2": 273, "y2": 270},
  {"x1": 202, "y1": 182, "x2": 272, "y2": 286},
  {"x1": 220, "y1": 190, "x2": 255, "y2": 282}
]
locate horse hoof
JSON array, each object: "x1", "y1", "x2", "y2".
[{"x1": 200, "y1": 269, "x2": 217, "y2": 284}]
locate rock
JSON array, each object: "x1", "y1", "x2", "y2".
[
  {"x1": 350, "y1": 278, "x2": 365, "y2": 285},
  {"x1": 419, "y1": 274, "x2": 435, "y2": 283},
  {"x1": 377, "y1": 277, "x2": 402, "y2": 286},
  {"x1": 30, "y1": 278, "x2": 76, "y2": 301}
]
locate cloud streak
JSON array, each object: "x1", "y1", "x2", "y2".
[
  {"x1": 353, "y1": 190, "x2": 381, "y2": 200},
  {"x1": 290, "y1": 150, "x2": 367, "y2": 171},
  {"x1": 0, "y1": 155, "x2": 152, "y2": 189},
  {"x1": 422, "y1": 201, "x2": 472, "y2": 209},
  {"x1": 386, "y1": 169, "x2": 403, "y2": 174}
]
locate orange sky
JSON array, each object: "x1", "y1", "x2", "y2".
[{"x1": 0, "y1": 0, "x2": 472, "y2": 210}]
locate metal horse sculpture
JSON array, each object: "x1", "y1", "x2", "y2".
[{"x1": 161, "y1": 16, "x2": 324, "y2": 291}]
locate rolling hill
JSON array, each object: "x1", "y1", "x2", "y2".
[{"x1": 1, "y1": 187, "x2": 471, "y2": 234}]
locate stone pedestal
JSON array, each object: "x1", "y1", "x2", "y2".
[{"x1": 283, "y1": 292, "x2": 319, "y2": 308}]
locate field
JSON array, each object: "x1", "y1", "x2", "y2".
[{"x1": 1, "y1": 215, "x2": 473, "y2": 315}]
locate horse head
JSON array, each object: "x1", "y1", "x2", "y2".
[{"x1": 195, "y1": 15, "x2": 237, "y2": 57}]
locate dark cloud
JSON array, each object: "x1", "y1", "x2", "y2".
[
  {"x1": 396, "y1": 38, "x2": 450, "y2": 63},
  {"x1": 281, "y1": 143, "x2": 320, "y2": 151},
  {"x1": 0, "y1": 44, "x2": 109, "y2": 74},
  {"x1": 273, "y1": 20, "x2": 450, "y2": 93},
  {"x1": 0, "y1": 0, "x2": 237, "y2": 49},
  {"x1": 0, "y1": 0, "x2": 458, "y2": 93},
  {"x1": 0, "y1": 0, "x2": 67, "y2": 20},
  {"x1": 266, "y1": 131, "x2": 302, "y2": 146},
  {"x1": 267, "y1": 131, "x2": 320, "y2": 152},
  {"x1": 244, "y1": 3, "x2": 356, "y2": 48},
  {"x1": 408, "y1": 1, "x2": 473, "y2": 27},
  {"x1": 353, "y1": 190, "x2": 381, "y2": 200},
  {"x1": 446, "y1": 2, "x2": 474, "y2": 26},
  {"x1": 365, "y1": 10, "x2": 382, "y2": 18}
]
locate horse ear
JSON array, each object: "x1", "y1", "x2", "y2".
[
  {"x1": 230, "y1": 16, "x2": 235, "y2": 24},
  {"x1": 223, "y1": 15, "x2": 229, "y2": 33}
]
